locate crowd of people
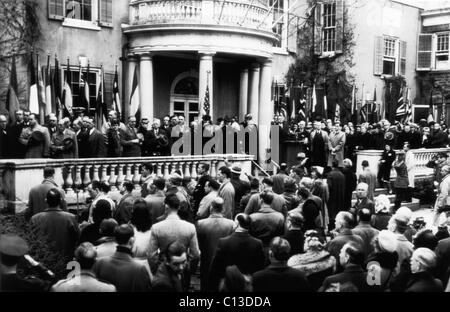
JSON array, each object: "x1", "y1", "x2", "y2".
[
  {"x1": 1, "y1": 108, "x2": 449, "y2": 161},
  {"x1": 2, "y1": 147, "x2": 450, "y2": 292}
]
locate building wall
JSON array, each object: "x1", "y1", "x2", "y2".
[{"x1": 350, "y1": 0, "x2": 422, "y2": 102}]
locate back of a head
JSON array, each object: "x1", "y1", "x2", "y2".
[
  {"x1": 260, "y1": 190, "x2": 274, "y2": 205},
  {"x1": 300, "y1": 177, "x2": 313, "y2": 190},
  {"x1": 99, "y1": 218, "x2": 118, "y2": 237},
  {"x1": 297, "y1": 186, "x2": 310, "y2": 200},
  {"x1": 284, "y1": 178, "x2": 297, "y2": 193},
  {"x1": 250, "y1": 178, "x2": 260, "y2": 190},
  {"x1": 153, "y1": 178, "x2": 166, "y2": 191},
  {"x1": 279, "y1": 163, "x2": 288, "y2": 172},
  {"x1": 362, "y1": 160, "x2": 369, "y2": 168},
  {"x1": 165, "y1": 194, "x2": 180, "y2": 211},
  {"x1": 211, "y1": 197, "x2": 224, "y2": 213},
  {"x1": 337, "y1": 211, "x2": 354, "y2": 229},
  {"x1": 288, "y1": 211, "x2": 304, "y2": 228},
  {"x1": 236, "y1": 213, "x2": 252, "y2": 230},
  {"x1": 46, "y1": 188, "x2": 62, "y2": 208},
  {"x1": 131, "y1": 199, "x2": 152, "y2": 232},
  {"x1": 270, "y1": 237, "x2": 291, "y2": 262},
  {"x1": 165, "y1": 241, "x2": 186, "y2": 261},
  {"x1": 413, "y1": 229, "x2": 438, "y2": 250},
  {"x1": 262, "y1": 177, "x2": 273, "y2": 187},
  {"x1": 358, "y1": 208, "x2": 372, "y2": 223},
  {"x1": 99, "y1": 182, "x2": 111, "y2": 194},
  {"x1": 220, "y1": 265, "x2": 251, "y2": 292},
  {"x1": 219, "y1": 166, "x2": 231, "y2": 179},
  {"x1": 344, "y1": 243, "x2": 365, "y2": 266},
  {"x1": 114, "y1": 224, "x2": 134, "y2": 245},
  {"x1": 43, "y1": 167, "x2": 55, "y2": 179},
  {"x1": 413, "y1": 247, "x2": 437, "y2": 271},
  {"x1": 93, "y1": 199, "x2": 112, "y2": 224},
  {"x1": 75, "y1": 242, "x2": 97, "y2": 270},
  {"x1": 208, "y1": 179, "x2": 220, "y2": 191},
  {"x1": 123, "y1": 180, "x2": 134, "y2": 193}
]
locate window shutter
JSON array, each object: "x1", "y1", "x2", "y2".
[
  {"x1": 400, "y1": 40, "x2": 407, "y2": 76},
  {"x1": 374, "y1": 36, "x2": 384, "y2": 76},
  {"x1": 99, "y1": 0, "x2": 113, "y2": 27},
  {"x1": 104, "y1": 72, "x2": 114, "y2": 110},
  {"x1": 335, "y1": 0, "x2": 344, "y2": 54},
  {"x1": 314, "y1": 3, "x2": 323, "y2": 55},
  {"x1": 48, "y1": 0, "x2": 64, "y2": 20},
  {"x1": 417, "y1": 34, "x2": 434, "y2": 71},
  {"x1": 287, "y1": 14, "x2": 298, "y2": 54}
]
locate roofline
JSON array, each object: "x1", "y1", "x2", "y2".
[
  {"x1": 390, "y1": 0, "x2": 425, "y2": 10},
  {"x1": 421, "y1": 7, "x2": 450, "y2": 16}
]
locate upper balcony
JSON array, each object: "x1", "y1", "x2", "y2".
[{"x1": 128, "y1": 0, "x2": 274, "y2": 34}]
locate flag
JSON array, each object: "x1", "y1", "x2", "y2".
[
  {"x1": 45, "y1": 54, "x2": 52, "y2": 116},
  {"x1": 312, "y1": 83, "x2": 317, "y2": 113},
  {"x1": 323, "y1": 88, "x2": 328, "y2": 118},
  {"x1": 96, "y1": 64, "x2": 108, "y2": 127},
  {"x1": 6, "y1": 55, "x2": 20, "y2": 124},
  {"x1": 359, "y1": 83, "x2": 366, "y2": 123},
  {"x1": 279, "y1": 86, "x2": 287, "y2": 117},
  {"x1": 203, "y1": 84, "x2": 210, "y2": 116},
  {"x1": 113, "y1": 66, "x2": 122, "y2": 119},
  {"x1": 351, "y1": 84, "x2": 356, "y2": 116},
  {"x1": 405, "y1": 88, "x2": 413, "y2": 124},
  {"x1": 62, "y1": 59, "x2": 73, "y2": 118},
  {"x1": 428, "y1": 89, "x2": 435, "y2": 123},
  {"x1": 290, "y1": 88, "x2": 296, "y2": 121},
  {"x1": 372, "y1": 87, "x2": 378, "y2": 123},
  {"x1": 335, "y1": 103, "x2": 340, "y2": 123},
  {"x1": 80, "y1": 63, "x2": 90, "y2": 114},
  {"x1": 28, "y1": 53, "x2": 39, "y2": 115},
  {"x1": 54, "y1": 56, "x2": 63, "y2": 119},
  {"x1": 37, "y1": 54, "x2": 46, "y2": 123},
  {"x1": 85, "y1": 62, "x2": 91, "y2": 113},
  {"x1": 129, "y1": 65, "x2": 140, "y2": 118},
  {"x1": 396, "y1": 85, "x2": 406, "y2": 118},
  {"x1": 298, "y1": 85, "x2": 306, "y2": 121}
]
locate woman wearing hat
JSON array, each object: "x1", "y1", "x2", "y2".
[{"x1": 287, "y1": 231, "x2": 336, "y2": 291}]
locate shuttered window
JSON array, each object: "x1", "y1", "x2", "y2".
[
  {"x1": 417, "y1": 34, "x2": 434, "y2": 70},
  {"x1": 48, "y1": 0, "x2": 64, "y2": 20},
  {"x1": 104, "y1": 72, "x2": 114, "y2": 109},
  {"x1": 314, "y1": 2, "x2": 323, "y2": 55},
  {"x1": 374, "y1": 36, "x2": 384, "y2": 75},
  {"x1": 400, "y1": 41, "x2": 407, "y2": 76},
  {"x1": 374, "y1": 36, "x2": 406, "y2": 76},
  {"x1": 99, "y1": 0, "x2": 113, "y2": 27},
  {"x1": 314, "y1": 0, "x2": 344, "y2": 55}
]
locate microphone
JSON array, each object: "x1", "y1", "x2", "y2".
[{"x1": 24, "y1": 255, "x2": 55, "y2": 279}]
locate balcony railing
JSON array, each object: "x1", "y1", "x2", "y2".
[
  {"x1": 0, "y1": 154, "x2": 254, "y2": 213},
  {"x1": 129, "y1": 0, "x2": 273, "y2": 32}
]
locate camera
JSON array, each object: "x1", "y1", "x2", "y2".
[{"x1": 412, "y1": 217, "x2": 426, "y2": 231}]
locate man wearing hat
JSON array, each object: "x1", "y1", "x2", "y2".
[
  {"x1": 290, "y1": 152, "x2": 310, "y2": 183},
  {"x1": 0, "y1": 235, "x2": 47, "y2": 292},
  {"x1": 387, "y1": 211, "x2": 414, "y2": 276},
  {"x1": 272, "y1": 163, "x2": 289, "y2": 195},
  {"x1": 19, "y1": 114, "x2": 51, "y2": 158},
  {"x1": 229, "y1": 165, "x2": 250, "y2": 217},
  {"x1": 50, "y1": 119, "x2": 78, "y2": 159}
]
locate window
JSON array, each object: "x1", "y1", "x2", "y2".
[
  {"x1": 48, "y1": 0, "x2": 112, "y2": 29},
  {"x1": 436, "y1": 33, "x2": 449, "y2": 64},
  {"x1": 322, "y1": 2, "x2": 336, "y2": 53},
  {"x1": 383, "y1": 38, "x2": 397, "y2": 76},
  {"x1": 269, "y1": 0, "x2": 285, "y2": 48}
]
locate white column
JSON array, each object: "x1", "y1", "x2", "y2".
[
  {"x1": 258, "y1": 59, "x2": 273, "y2": 167},
  {"x1": 126, "y1": 55, "x2": 138, "y2": 120},
  {"x1": 139, "y1": 54, "x2": 154, "y2": 121},
  {"x1": 239, "y1": 68, "x2": 249, "y2": 121},
  {"x1": 248, "y1": 63, "x2": 260, "y2": 119},
  {"x1": 199, "y1": 51, "x2": 215, "y2": 119}
]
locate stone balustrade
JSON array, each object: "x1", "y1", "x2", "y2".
[
  {"x1": 356, "y1": 148, "x2": 450, "y2": 180},
  {"x1": 129, "y1": 0, "x2": 272, "y2": 32},
  {"x1": 0, "y1": 154, "x2": 254, "y2": 213}
]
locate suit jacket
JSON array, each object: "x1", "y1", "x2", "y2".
[
  {"x1": 328, "y1": 131, "x2": 346, "y2": 167},
  {"x1": 30, "y1": 208, "x2": 79, "y2": 260},
  {"x1": 196, "y1": 214, "x2": 235, "y2": 291},
  {"x1": 50, "y1": 129, "x2": 78, "y2": 159},
  {"x1": 27, "y1": 179, "x2": 67, "y2": 220},
  {"x1": 209, "y1": 231, "x2": 265, "y2": 291},
  {"x1": 114, "y1": 193, "x2": 137, "y2": 225},
  {"x1": 0, "y1": 128, "x2": 8, "y2": 158},
  {"x1": 107, "y1": 128, "x2": 122, "y2": 157},
  {"x1": 327, "y1": 229, "x2": 364, "y2": 262},
  {"x1": 87, "y1": 129, "x2": 107, "y2": 158},
  {"x1": 218, "y1": 181, "x2": 235, "y2": 219},
  {"x1": 120, "y1": 126, "x2": 141, "y2": 157},
  {"x1": 359, "y1": 169, "x2": 377, "y2": 201},
  {"x1": 405, "y1": 272, "x2": 443, "y2": 292},
  {"x1": 230, "y1": 177, "x2": 250, "y2": 216},
  {"x1": 93, "y1": 248, "x2": 151, "y2": 292},
  {"x1": 144, "y1": 191, "x2": 166, "y2": 225},
  {"x1": 249, "y1": 206, "x2": 285, "y2": 247},
  {"x1": 272, "y1": 172, "x2": 288, "y2": 195},
  {"x1": 253, "y1": 263, "x2": 311, "y2": 292},
  {"x1": 20, "y1": 126, "x2": 51, "y2": 158},
  {"x1": 143, "y1": 128, "x2": 169, "y2": 156},
  {"x1": 435, "y1": 237, "x2": 450, "y2": 284},
  {"x1": 310, "y1": 130, "x2": 329, "y2": 153},
  {"x1": 319, "y1": 264, "x2": 369, "y2": 292},
  {"x1": 6, "y1": 122, "x2": 25, "y2": 158}
]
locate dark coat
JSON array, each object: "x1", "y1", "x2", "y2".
[
  {"x1": 319, "y1": 264, "x2": 369, "y2": 292},
  {"x1": 6, "y1": 122, "x2": 25, "y2": 158},
  {"x1": 272, "y1": 172, "x2": 288, "y2": 195},
  {"x1": 119, "y1": 126, "x2": 141, "y2": 157},
  {"x1": 435, "y1": 237, "x2": 450, "y2": 284},
  {"x1": 196, "y1": 214, "x2": 235, "y2": 291},
  {"x1": 86, "y1": 129, "x2": 107, "y2": 158},
  {"x1": 283, "y1": 229, "x2": 304, "y2": 256},
  {"x1": 327, "y1": 229, "x2": 364, "y2": 262},
  {"x1": 143, "y1": 128, "x2": 169, "y2": 156},
  {"x1": 107, "y1": 128, "x2": 122, "y2": 157},
  {"x1": 27, "y1": 179, "x2": 67, "y2": 220},
  {"x1": 209, "y1": 232, "x2": 265, "y2": 291},
  {"x1": 253, "y1": 264, "x2": 311, "y2": 292},
  {"x1": 30, "y1": 208, "x2": 79, "y2": 260},
  {"x1": 405, "y1": 272, "x2": 443, "y2": 292},
  {"x1": 114, "y1": 193, "x2": 137, "y2": 225},
  {"x1": 152, "y1": 263, "x2": 184, "y2": 292},
  {"x1": 0, "y1": 128, "x2": 8, "y2": 158},
  {"x1": 93, "y1": 248, "x2": 151, "y2": 292},
  {"x1": 431, "y1": 130, "x2": 448, "y2": 148},
  {"x1": 342, "y1": 168, "x2": 357, "y2": 211},
  {"x1": 327, "y1": 168, "x2": 346, "y2": 220},
  {"x1": 192, "y1": 174, "x2": 210, "y2": 213},
  {"x1": 230, "y1": 177, "x2": 250, "y2": 217}
]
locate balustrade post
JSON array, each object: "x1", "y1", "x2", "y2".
[
  {"x1": 171, "y1": 162, "x2": 177, "y2": 175},
  {"x1": 133, "y1": 165, "x2": 142, "y2": 190},
  {"x1": 184, "y1": 162, "x2": 191, "y2": 179},
  {"x1": 117, "y1": 164, "x2": 125, "y2": 187},
  {"x1": 191, "y1": 162, "x2": 198, "y2": 180},
  {"x1": 109, "y1": 165, "x2": 118, "y2": 191},
  {"x1": 83, "y1": 165, "x2": 92, "y2": 186},
  {"x1": 164, "y1": 162, "x2": 170, "y2": 180},
  {"x1": 74, "y1": 165, "x2": 82, "y2": 191},
  {"x1": 125, "y1": 164, "x2": 133, "y2": 182},
  {"x1": 65, "y1": 165, "x2": 74, "y2": 195},
  {"x1": 100, "y1": 165, "x2": 108, "y2": 183},
  {"x1": 92, "y1": 165, "x2": 100, "y2": 182},
  {"x1": 157, "y1": 163, "x2": 163, "y2": 177},
  {"x1": 211, "y1": 161, "x2": 217, "y2": 179}
]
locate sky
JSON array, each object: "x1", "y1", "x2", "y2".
[{"x1": 396, "y1": 0, "x2": 450, "y2": 9}]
